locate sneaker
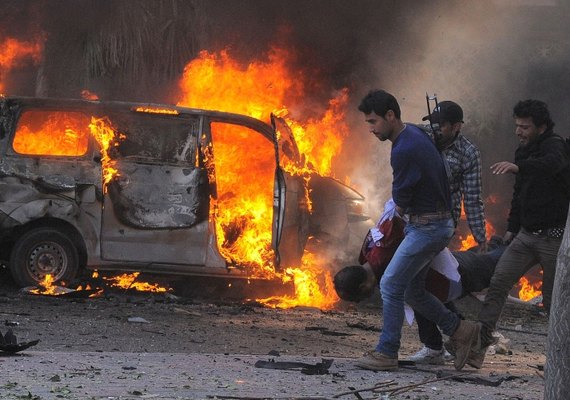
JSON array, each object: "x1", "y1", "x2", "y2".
[
  {"x1": 443, "y1": 348, "x2": 454, "y2": 362},
  {"x1": 355, "y1": 350, "x2": 398, "y2": 371},
  {"x1": 407, "y1": 345, "x2": 444, "y2": 365},
  {"x1": 448, "y1": 320, "x2": 481, "y2": 371}
]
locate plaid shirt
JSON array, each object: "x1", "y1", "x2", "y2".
[{"x1": 443, "y1": 135, "x2": 486, "y2": 244}]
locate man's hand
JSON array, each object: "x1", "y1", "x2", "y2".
[
  {"x1": 491, "y1": 161, "x2": 519, "y2": 175},
  {"x1": 476, "y1": 241, "x2": 488, "y2": 253},
  {"x1": 503, "y1": 231, "x2": 514, "y2": 244}
]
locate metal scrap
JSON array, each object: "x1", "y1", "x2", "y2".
[
  {"x1": 254, "y1": 358, "x2": 333, "y2": 375},
  {"x1": 0, "y1": 329, "x2": 39, "y2": 354}
]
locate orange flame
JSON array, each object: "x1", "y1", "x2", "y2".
[
  {"x1": 88, "y1": 117, "x2": 124, "y2": 191},
  {"x1": 0, "y1": 37, "x2": 43, "y2": 93},
  {"x1": 256, "y1": 251, "x2": 338, "y2": 309},
  {"x1": 29, "y1": 274, "x2": 60, "y2": 295},
  {"x1": 134, "y1": 107, "x2": 179, "y2": 115},
  {"x1": 103, "y1": 272, "x2": 170, "y2": 293},
  {"x1": 518, "y1": 273, "x2": 542, "y2": 302},
  {"x1": 177, "y1": 47, "x2": 349, "y2": 308},
  {"x1": 13, "y1": 111, "x2": 90, "y2": 156}
]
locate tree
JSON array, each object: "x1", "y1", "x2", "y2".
[
  {"x1": 544, "y1": 210, "x2": 570, "y2": 399},
  {"x1": 37, "y1": 0, "x2": 205, "y2": 101}
]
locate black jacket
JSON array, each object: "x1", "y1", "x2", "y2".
[{"x1": 507, "y1": 129, "x2": 570, "y2": 232}]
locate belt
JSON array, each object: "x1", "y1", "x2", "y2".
[
  {"x1": 525, "y1": 227, "x2": 565, "y2": 239},
  {"x1": 408, "y1": 211, "x2": 452, "y2": 224}
]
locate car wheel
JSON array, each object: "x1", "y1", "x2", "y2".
[{"x1": 9, "y1": 227, "x2": 79, "y2": 287}]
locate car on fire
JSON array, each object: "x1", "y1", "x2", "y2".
[{"x1": 0, "y1": 96, "x2": 369, "y2": 287}]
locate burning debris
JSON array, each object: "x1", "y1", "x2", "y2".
[{"x1": 21, "y1": 271, "x2": 169, "y2": 298}]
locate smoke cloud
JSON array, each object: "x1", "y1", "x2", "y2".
[{"x1": 2, "y1": 0, "x2": 569, "y2": 237}]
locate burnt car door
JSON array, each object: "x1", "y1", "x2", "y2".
[
  {"x1": 272, "y1": 115, "x2": 369, "y2": 260},
  {"x1": 271, "y1": 115, "x2": 310, "y2": 268},
  {"x1": 201, "y1": 114, "x2": 307, "y2": 272},
  {"x1": 100, "y1": 110, "x2": 213, "y2": 266}
]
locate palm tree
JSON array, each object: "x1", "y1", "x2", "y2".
[{"x1": 37, "y1": 0, "x2": 205, "y2": 102}]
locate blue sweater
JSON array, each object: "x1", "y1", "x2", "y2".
[{"x1": 391, "y1": 125, "x2": 451, "y2": 215}]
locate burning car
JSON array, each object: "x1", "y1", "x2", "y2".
[{"x1": 0, "y1": 96, "x2": 369, "y2": 287}]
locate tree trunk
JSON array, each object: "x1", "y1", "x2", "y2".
[{"x1": 544, "y1": 210, "x2": 570, "y2": 399}]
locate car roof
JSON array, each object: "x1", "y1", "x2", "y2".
[{"x1": 2, "y1": 96, "x2": 275, "y2": 138}]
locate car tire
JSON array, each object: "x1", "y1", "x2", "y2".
[{"x1": 9, "y1": 227, "x2": 79, "y2": 287}]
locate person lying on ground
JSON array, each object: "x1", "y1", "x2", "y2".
[{"x1": 334, "y1": 202, "x2": 506, "y2": 368}]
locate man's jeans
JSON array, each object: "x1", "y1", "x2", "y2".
[
  {"x1": 376, "y1": 218, "x2": 455, "y2": 357},
  {"x1": 478, "y1": 229, "x2": 561, "y2": 332}
]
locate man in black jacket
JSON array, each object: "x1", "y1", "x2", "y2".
[{"x1": 462, "y1": 99, "x2": 569, "y2": 367}]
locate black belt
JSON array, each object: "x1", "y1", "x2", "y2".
[
  {"x1": 408, "y1": 211, "x2": 452, "y2": 224},
  {"x1": 525, "y1": 227, "x2": 565, "y2": 239}
]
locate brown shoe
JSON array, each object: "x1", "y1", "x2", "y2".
[
  {"x1": 355, "y1": 350, "x2": 398, "y2": 371},
  {"x1": 449, "y1": 320, "x2": 480, "y2": 371},
  {"x1": 466, "y1": 349, "x2": 485, "y2": 369}
]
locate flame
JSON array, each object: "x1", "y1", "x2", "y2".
[
  {"x1": 455, "y1": 198, "x2": 497, "y2": 251},
  {"x1": 134, "y1": 107, "x2": 179, "y2": 115},
  {"x1": 256, "y1": 251, "x2": 338, "y2": 309},
  {"x1": 88, "y1": 117, "x2": 124, "y2": 191},
  {"x1": 12, "y1": 111, "x2": 122, "y2": 193},
  {"x1": 29, "y1": 274, "x2": 60, "y2": 295},
  {"x1": 177, "y1": 47, "x2": 349, "y2": 308},
  {"x1": 0, "y1": 37, "x2": 43, "y2": 93},
  {"x1": 103, "y1": 272, "x2": 169, "y2": 293},
  {"x1": 518, "y1": 271, "x2": 543, "y2": 302},
  {"x1": 13, "y1": 111, "x2": 90, "y2": 156}
]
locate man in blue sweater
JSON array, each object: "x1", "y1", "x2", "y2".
[{"x1": 355, "y1": 90, "x2": 480, "y2": 371}]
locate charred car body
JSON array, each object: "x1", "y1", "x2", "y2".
[{"x1": 0, "y1": 96, "x2": 369, "y2": 287}]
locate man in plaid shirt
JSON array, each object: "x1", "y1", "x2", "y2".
[
  {"x1": 423, "y1": 101, "x2": 487, "y2": 249},
  {"x1": 408, "y1": 101, "x2": 488, "y2": 365}
]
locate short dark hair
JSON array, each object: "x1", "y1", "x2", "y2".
[
  {"x1": 513, "y1": 99, "x2": 555, "y2": 131},
  {"x1": 333, "y1": 265, "x2": 368, "y2": 302},
  {"x1": 358, "y1": 90, "x2": 401, "y2": 119}
]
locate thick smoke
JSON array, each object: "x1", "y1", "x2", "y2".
[{"x1": 3, "y1": 0, "x2": 569, "y2": 240}]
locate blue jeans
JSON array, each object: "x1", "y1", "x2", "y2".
[{"x1": 376, "y1": 218, "x2": 455, "y2": 357}]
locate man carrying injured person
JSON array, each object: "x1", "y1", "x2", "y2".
[
  {"x1": 333, "y1": 200, "x2": 506, "y2": 368},
  {"x1": 355, "y1": 90, "x2": 479, "y2": 371}
]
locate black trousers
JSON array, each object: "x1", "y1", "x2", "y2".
[{"x1": 414, "y1": 302, "x2": 462, "y2": 350}]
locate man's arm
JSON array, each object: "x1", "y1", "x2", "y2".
[{"x1": 461, "y1": 147, "x2": 487, "y2": 247}]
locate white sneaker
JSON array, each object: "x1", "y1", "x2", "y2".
[
  {"x1": 407, "y1": 345, "x2": 445, "y2": 365},
  {"x1": 443, "y1": 348, "x2": 454, "y2": 362}
]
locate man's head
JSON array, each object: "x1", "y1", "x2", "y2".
[
  {"x1": 513, "y1": 99, "x2": 554, "y2": 146},
  {"x1": 358, "y1": 90, "x2": 402, "y2": 142},
  {"x1": 333, "y1": 265, "x2": 376, "y2": 302},
  {"x1": 422, "y1": 100, "x2": 464, "y2": 147}
]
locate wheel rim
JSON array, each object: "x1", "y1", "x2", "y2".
[{"x1": 27, "y1": 242, "x2": 68, "y2": 282}]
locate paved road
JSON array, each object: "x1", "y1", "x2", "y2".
[{"x1": 0, "y1": 350, "x2": 544, "y2": 399}]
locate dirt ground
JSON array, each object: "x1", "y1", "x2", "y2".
[{"x1": 0, "y1": 266, "x2": 547, "y2": 399}]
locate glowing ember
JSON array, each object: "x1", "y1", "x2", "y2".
[
  {"x1": 134, "y1": 106, "x2": 179, "y2": 115},
  {"x1": 103, "y1": 272, "x2": 170, "y2": 293},
  {"x1": 518, "y1": 274, "x2": 542, "y2": 302},
  {"x1": 177, "y1": 47, "x2": 350, "y2": 309},
  {"x1": 0, "y1": 37, "x2": 43, "y2": 93},
  {"x1": 81, "y1": 90, "x2": 99, "y2": 100}
]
